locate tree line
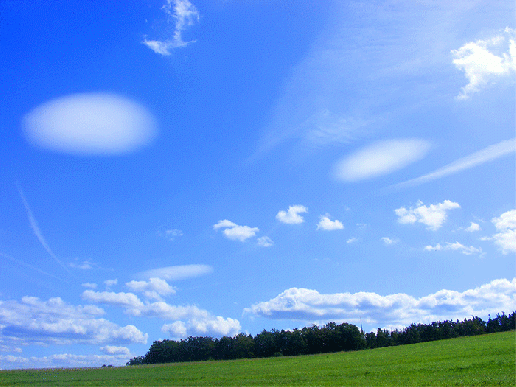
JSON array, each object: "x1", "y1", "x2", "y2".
[{"x1": 127, "y1": 311, "x2": 515, "y2": 366}]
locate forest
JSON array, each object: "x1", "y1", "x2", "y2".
[{"x1": 127, "y1": 311, "x2": 515, "y2": 366}]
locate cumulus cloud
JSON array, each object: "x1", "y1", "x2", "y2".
[
  {"x1": 452, "y1": 28, "x2": 516, "y2": 99},
  {"x1": 245, "y1": 278, "x2": 516, "y2": 327},
  {"x1": 424, "y1": 242, "x2": 483, "y2": 256},
  {"x1": 465, "y1": 222, "x2": 481, "y2": 232},
  {"x1": 333, "y1": 139, "x2": 431, "y2": 181},
  {"x1": 213, "y1": 220, "x2": 259, "y2": 242},
  {"x1": 22, "y1": 93, "x2": 157, "y2": 155},
  {"x1": 257, "y1": 236, "x2": 274, "y2": 247},
  {"x1": 100, "y1": 345, "x2": 131, "y2": 356},
  {"x1": 104, "y1": 279, "x2": 118, "y2": 289},
  {"x1": 395, "y1": 200, "x2": 460, "y2": 231},
  {"x1": 392, "y1": 139, "x2": 516, "y2": 189},
  {"x1": 492, "y1": 209, "x2": 516, "y2": 254},
  {"x1": 276, "y1": 205, "x2": 308, "y2": 224},
  {"x1": 138, "y1": 264, "x2": 213, "y2": 281},
  {"x1": 143, "y1": 0, "x2": 200, "y2": 56},
  {"x1": 126, "y1": 278, "x2": 176, "y2": 300},
  {"x1": 162, "y1": 316, "x2": 241, "y2": 340},
  {"x1": 381, "y1": 237, "x2": 398, "y2": 245},
  {"x1": 0, "y1": 352, "x2": 132, "y2": 370},
  {"x1": 316, "y1": 214, "x2": 344, "y2": 231},
  {"x1": 0, "y1": 296, "x2": 147, "y2": 346}
]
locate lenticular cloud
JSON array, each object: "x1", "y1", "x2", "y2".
[{"x1": 22, "y1": 93, "x2": 157, "y2": 155}]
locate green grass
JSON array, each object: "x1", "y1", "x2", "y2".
[{"x1": 1, "y1": 331, "x2": 514, "y2": 386}]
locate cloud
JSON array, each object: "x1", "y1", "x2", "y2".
[
  {"x1": 424, "y1": 242, "x2": 483, "y2": 256},
  {"x1": 381, "y1": 237, "x2": 398, "y2": 245},
  {"x1": 100, "y1": 345, "x2": 131, "y2": 356},
  {"x1": 162, "y1": 316, "x2": 241, "y2": 340},
  {"x1": 126, "y1": 278, "x2": 176, "y2": 300},
  {"x1": 465, "y1": 222, "x2": 481, "y2": 232},
  {"x1": 392, "y1": 139, "x2": 516, "y2": 189},
  {"x1": 22, "y1": 93, "x2": 157, "y2": 155},
  {"x1": 452, "y1": 28, "x2": 516, "y2": 99},
  {"x1": 333, "y1": 139, "x2": 431, "y2": 181},
  {"x1": 82, "y1": 290, "x2": 143, "y2": 309},
  {"x1": 0, "y1": 296, "x2": 147, "y2": 346},
  {"x1": 395, "y1": 200, "x2": 460, "y2": 231},
  {"x1": 492, "y1": 209, "x2": 516, "y2": 254},
  {"x1": 0, "y1": 352, "x2": 132, "y2": 370},
  {"x1": 143, "y1": 0, "x2": 200, "y2": 56},
  {"x1": 213, "y1": 220, "x2": 259, "y2": 242},
  {"x1": 276, "y1": 205, "x2": 308, "y2": 225},
  {"x1": 245, "y1": 278, "x2": 516, "y2": 327},
  {"x1": 346, "y1": 238, "x2": 358, "y2": 244},
  {"x1": 257, "y1": 236, "x2": 274, "y2": 247},
  {"x1": 164, "y1": 229, "x2": 183, "y2": 240},
  {"x1": 81, "y1": 283, "x2": 98, "y2": 289},
  {"x1": 138, "y1": 264, "x2": 213, "y2": 281},
  {"x1": 316, "y1": 214, "x2": 344, "y2": 231},
  {"x1": 104, "y1": 279, "x2": 118, "y2": 289},
  {"x1": 17, "y1": 185, "x2": 69, "y2": 273}
]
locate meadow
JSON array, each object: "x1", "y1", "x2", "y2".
[{"x1": 0, "y1": 331, "x2": 514, "y2": 386}]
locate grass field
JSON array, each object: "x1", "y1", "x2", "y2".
[{"x1": 1, "y1": 331, "x2": 514, "y2": 386}]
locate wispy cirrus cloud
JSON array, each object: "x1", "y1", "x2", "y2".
[
  {"x1": 333, "y1": 139, "x2": 431, "y2": 182},
  {"x1": 392, "y1": 139, "x2": 516, "y2": 189},
  {"x1": 424, "y1": 242, "x2": 483, "y2": 256},
  {"x1": 22, "y1": 93, "x2": 157, "y2": 155},
  {"x1": 452, "y1": 28, "x2": 516, "y2": 99},
  {"x1": 138, "y1": 264, "x2": 213, "y2": 281},
  {"x1": 143, "y1": 0, "x2": 200, "y2": 56}
]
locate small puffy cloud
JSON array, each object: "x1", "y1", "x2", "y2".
[
  {"x1": 69, "y1": 260, "x2": 96, "y2": 270},
  {"x1": 138, "y1": 264, "x2": 213, "y2": 281},
  {"x1": 213, "y1": 220, "x2": 259, "y2": 242},
  {"x1": 465, "y1": 222, "x2": 481, "y2": 232},
  {"x1": 346, "y1": 237, "x2": 358, "y2": 244},
  {"x1": 143, "y1": 0, "x2": 200, "y2": 56},
  {"x1": 100, "y1": 346, "x2": 131, "y2": 356},
  {"x1": 395, "y1": 200, "x2": 460, "y2": 230},
  {"x1": 492, "y1": 209, "x2": 516, "y2": 254},
  {"x1": 424, "y1": 242, "x2": 483, "y2": 256},
  {"x1": 165, "y1": 229, "x2": 183, "y2": 240},
  {"x1": 381, "y1": 237, "x2": 398, "y2": 245},
  {"x1": 82, "y1": 290, "x2": 143, "y2": 309},
  {"x1": 452, "y1": 28, "x2": 516, "y2": 99},
  {"x1": 317, "y1": 214, "x2": 344, "y2": 231},
  {"x1": 276, "y1": 205, "x2": 308, "y2": 224},
  {"x1": 126, "y1": 278, "x2": 176, "y2": 300},
  {"x1": 22, "y1": 93, "x2": 157, "y2": 155},
  {"x1": 333, "y1": 139, "x2": 431, "y2": 181},
  {"x1": 1, "y1": 352, "x2": 133, "y2": 370},
  {"x1": 104, "y1": 279, "x2": 118, "y2": 289},
  {"x1": 162, "y1": 316, "x2": 241, "y2": 340},
  {"x1": 245, "y1": 278, "x2": 516, "y2": 327},
  {"x1": 257, "y1": 236, "x2": 274, "y2": 247}
]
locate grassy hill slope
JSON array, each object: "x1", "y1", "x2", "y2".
[{"x1": 1, "y1": 331, "x2": 514, "y2": 386}]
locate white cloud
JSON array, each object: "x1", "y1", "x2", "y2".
[
  {"x1": 346, "y1": 237, "x2": 358, "y2": 244},
  {"x1": 0, "y1": 352, "x2": 132, "y2": 370},
  {"x1": 0, "y1": 296, "x2": 147, "y2": 346},
  {"x1": 81, "y1": 283, "x2": 98, "y2": 289},
  {"x1": 164, "y1": 229, "x2": 183, "y2": 240},
  {"x1": 138, "y1": 264, "x2": 213, "y2": 281},
  {"x1": 395, "y1": 200, "x2": 460, "y2": 231},
  {"x1": 126, "y1": 278, "x2": 176, "y2": 300},
  {"x1": 104, "y1": 279, "x2": 118, "y2": 289},
  {"x1": 381, "y1": 237, "x2": 398, "y2": 245},
  {"x1": 100, "y1": 346, "x2": 131, "y2": 356},
  {"x1": 392, "y1": 139, "x2": 516, "y2": 189},
  {"x1": 492, "y1": 209, "x2": 516, "y2": 254},
  {"x1": 143, "y1": 0, "x2": 200, "y2": 56},
  {"x1": 257, "y1": 236, "x2": 274, "y2": 247},
  {"x1": 162, "y1": 316, "x2": 241, "y2": 340},
  {"x1": 424, "y1": 242, "x2": 483, "y2": 256},
  {"x1": 82, "y1": 290, "x2": 143, "y2": 309},
  {"x1": 333, "y1": 139, "x2": 431, "y2": 181},
  {"x1": 245, "y1": 278, "x2": 516, "y2": 327},
  {"x1": 276, "y1": 205, "x2": 308, "y2": 224},
  {"x1": 22, "y1": 93, "x2": 157, "y2": 155},
  {"x1": 452, "y1": 28, "x2": 516, "y2": 99},
  {"x1": 465, "y1": 222, "x2": 481, "y2": 232},
  {"x1": 213, "y1": 219, "x2": 259, "y2": 242},
  {"x1": 316, "y1": 214, "x2": 344, "y2": 231}
]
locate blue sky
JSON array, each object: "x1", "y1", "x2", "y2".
[{"x1": 0, "y1": 0, "x2": 515, "y2": 369}]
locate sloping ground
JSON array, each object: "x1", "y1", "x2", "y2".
[{"x1": 1, "y1": 331, "x2": 514, "y2": 386}]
